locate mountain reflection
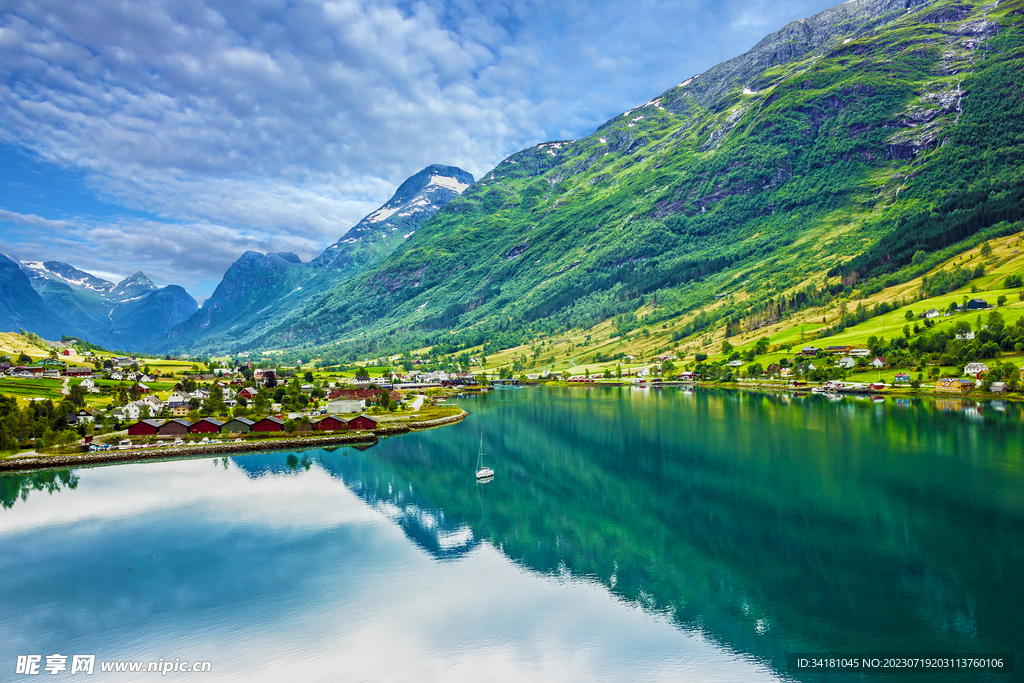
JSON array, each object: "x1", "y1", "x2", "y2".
[
  {"x1": 2, "y1": 386, "x2": 1020, "y2": 681},
  {"x1": 231, "y1": 387, "x2": 1023, "y2": 681}
]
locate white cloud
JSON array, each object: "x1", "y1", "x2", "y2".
[
  {"x1": 0, "y1": 208, "x2": 74, "y2": 230},
  {"x1": 0, "y1": 0, "x2": 841, "y2": 297}
]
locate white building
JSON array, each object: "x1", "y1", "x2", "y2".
[
  {"x1": 838, "y1": 356, "x2": 856, "y2": 369},
  {"x1": 964, "y1": 362, "x2": 990, "y2": 376},
  {"x1": 326, "y1": 399, "x2": 364, "y2": 414}
]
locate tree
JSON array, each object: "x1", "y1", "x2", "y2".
[
  {"x1": 721, "y1": 340, "x2": 733, "y2": 355},
  {"x1": 67, "y1": 384, "x2": 86, "y2": 408},
  {"x1": 18, "y1": 353, "x2": 31, "y2": 363},
  {"x1": 204, "y1": 384, "x2": 228, "y2": 416},
  {"x1": 980, "y1": 241, "x2": 993, "y2": 257},
  {"x1": 997, "y1": 294, "x2": 1007, "y2": 307}
]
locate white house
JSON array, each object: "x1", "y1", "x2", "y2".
[
  {"x1": 964, "y1": 362, "x2": 989, "y2": 376},
  {"x1": 849, "y1": 348, "x2": 871, "y2": 358},
  {"x1": 838, "y1": 356, "x2": 856, "y2": 369},
  {"x1": 924, "y1": 309, "x2": 941, "y2": 319},
  {"x1": 167, "y1": 390, "x2": 190, "y2": 405},
  {"x1": 870, "y1": 357, "x2": 887, "y2": 369},
  {"x1": 956, "y1": 330, "x2": 976, "y2": 341},
  {"x1": 990, "y1": 381, "x2": 1008, "y2": 393},
  {"x1": 728, "y1": 359, "x2": 744, "y2": 367},
  {"x1": 326, "y1": 399, "x2": 364, "y2": 414},
  {"x1": 110, "y1": 371, "x2": 123, "y2": 381}
]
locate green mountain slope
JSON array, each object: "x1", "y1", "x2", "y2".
[{"x1": 234, "y1": 0, "x2": 1024, "y2": 360}]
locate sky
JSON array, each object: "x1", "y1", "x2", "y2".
[{"x1": 0, "y1": 0, "x2": 841, "y2": 301}]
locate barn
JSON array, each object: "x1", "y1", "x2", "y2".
[
  {"x1": 252, "y1": 416, "x2": 285, "y2": 432},
  {"x1": 347, "y1": 414, "x2": 379, "y2": 431},
  {"x1": 190, "y1": 418, "x2": 224, "y2": 434},
  {"x1": 127, "y1": 419, "x2": 162, "y2": 436},
  {"x1": 158, "y1": 418, "x2": 193, "y2": 436},
  {"x1": 315, "y1": 415, "x2": 347, "y2": 432}
]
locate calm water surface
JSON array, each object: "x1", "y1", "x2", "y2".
[{"x1": 1, "y1": 387, "x2": 1022, "y2": 681}]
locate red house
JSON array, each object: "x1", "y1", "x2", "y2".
[
  {"x1": 127, "y1": 419, "x2": 162, "y2": 436},
  {"x1": 347, "y1": 414, "x2": 378, "y2": 431},
  {"x1": 190, "y1": 418, "x2": 224, "y2": 434},
  {"x1": 315, "y1": 415, "x2": 347, "y2": 432},
  {"x1": 252, "y1": 416, "x2": 285, "y2": 432},
  {"x1": 239, "y1": 387, "x2": 260, "y2": 400}
]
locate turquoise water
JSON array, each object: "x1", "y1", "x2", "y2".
[{"x1": 1, "y1": 387, "x2": 1021, "y2": 681}]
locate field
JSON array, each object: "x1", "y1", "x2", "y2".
[{"x1": 0, "y1": 377, "x2": 64, "y2": 402}]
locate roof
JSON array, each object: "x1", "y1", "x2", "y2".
[
  {"x1": 199, "y1": 418, "x2": 225, "y2": 426},
  {"x1": 352, "y1": 414, "x2": 378, "y2": 423},
  {"x1": 164, "y1": 418, "x2": 194, "y2": 427},
  {"x1": 255, "y1": 415, "x2": 284, "y2": 425},
  {"x1": 135, "y1": 419, "x2": 163, "y2": 428},
  {"x1": 226, "y1": 417, "x2": 255, "y2": 425}
]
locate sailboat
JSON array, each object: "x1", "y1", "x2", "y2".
[{"x1": 475, "y1": 435, "x2": 493, "y2": 481}]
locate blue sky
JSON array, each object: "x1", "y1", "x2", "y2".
[{"x1": 0, "y1": 0, "x2": 841, "y2": 301}]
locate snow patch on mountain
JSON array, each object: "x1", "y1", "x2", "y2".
[{"x1": 427, "y1": 175, "x2": 470, "y2": 193}]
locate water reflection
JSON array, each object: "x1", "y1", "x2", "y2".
[{"x1": 1, "y1": 387, "x2": 1021, "y2": 682}]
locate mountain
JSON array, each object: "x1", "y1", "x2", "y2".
[
  {"x1": 153, "y1": 164, "x2": 474, "y2": 353},
  {"x1": 0, "y1": 253, "x2": 70, "y2": 340},
  {"x1": 20, "y1": 260, "x2": 115, "y2": 294},
  {"x1": 2, "y1": 256, "x2": 198, "y2": 350},
  {"x1": 109, "y1": 271, "x2": 158, "y2": 301},
  {"x1": 227, "y1": 0, "x2": 1023, "y2": 360},
  {"x1": 313, "y1": 165, "x2": 474, "y2": 275}
]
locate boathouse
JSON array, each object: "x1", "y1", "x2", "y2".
[
  {"x1": 252, "y1": 416, "x2": 285, "y2": 432},
  {"x1": 315, "y1": 415, "x2": 347, "y2": 432},
  {"x1": 127, "y1": 419, "x2": 162, "y2": 436},
  {"x1": 347, "y1": 414, "x2": 378, "y2": 431},
  {"x1": 158, "y1": 418, "x2": 193, "y2": 436},
  {"x1": 222, "y1": 417, "x2": 254, "y2": 433},
  {"x1": 190, "y1": 418, "x2": 224, "y2": 434}
]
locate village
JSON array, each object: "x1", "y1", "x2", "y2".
[
  {"x1": 0, "y1": 291, "x2": 1021, "y2": 462},
  {"x1": 0, "y1": 338, "x2": 477, "y2": 458}
]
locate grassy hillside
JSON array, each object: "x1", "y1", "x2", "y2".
[{"x1": 189, "y1": 0, "x2": 1023, "y2": 370}]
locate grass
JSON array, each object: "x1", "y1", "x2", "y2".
[{"x1": 0, "y1": 378, "x2": 64, "y2": 401}]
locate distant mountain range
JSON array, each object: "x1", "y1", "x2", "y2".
[
  {"x1": 0, "y1": 255, "x2": 199, "y2": 351},
  {"x1": 0, "y1": 164, "x2": 474, "y2": 354}
]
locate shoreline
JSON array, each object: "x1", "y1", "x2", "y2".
[{"x1": 0, "y1": 409, "x2": 467, "y2": 474}]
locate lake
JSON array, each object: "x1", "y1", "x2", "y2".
[{"x1": 1, "y1": 387, "x2": 1021, "y2": 681}]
